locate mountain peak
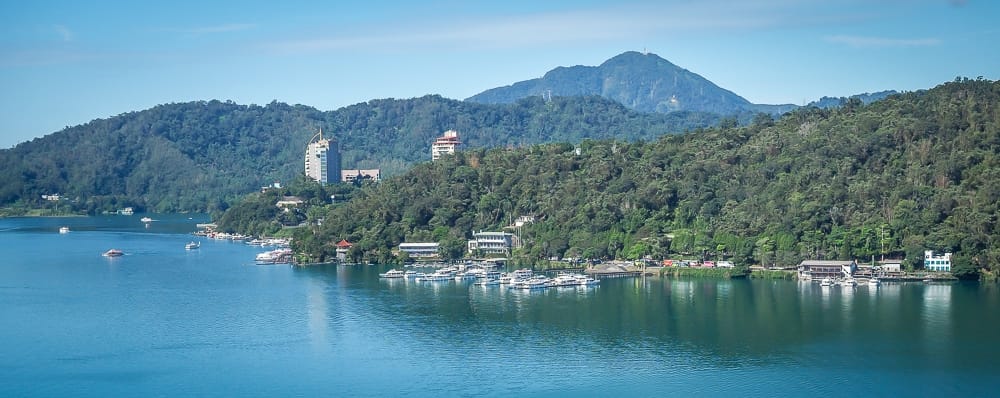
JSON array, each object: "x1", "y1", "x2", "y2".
[{"x1": 466, "y1": 51, "x2": 752, "y2": 114}]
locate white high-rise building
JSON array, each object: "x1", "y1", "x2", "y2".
[
  {"x1": 431, "y1": 130, "x2": 461, "y2": 161},
  {"x1": 305, "y1": 129, "x2": 340, "y2": 184}
]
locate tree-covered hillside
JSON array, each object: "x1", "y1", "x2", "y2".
[
  {"x1": 287, "y1": 79, "x2": 998, "y2": 278},
  {"x1": 0, "y1": 95, "x2": 718, "y2": 214}
]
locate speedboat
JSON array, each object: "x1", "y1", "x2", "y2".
[
  {"x1": 379, "y1": 269, "x2": 406, "y2": 278},
  {"x1": 839, "y1": 278, "x2": 857, "y2": 287},
  {"x1": 820, "y1": 278, "x2": 833, "y2": 287},
  {"x1": 102, "y1": 249, "x2": 124, "y2": 257},
  {"x1": 867, "y1": 278, "x2": 881, "y2": 286},
  {"x1": 59, "y1": 226, "x2": 70, "y2": 234},
  {"x1": 140, "y1": 217, "x2": 153, "y2": 223},
  {"x1": 185, "y1": 241, "x2": 200, "y2": 250}
]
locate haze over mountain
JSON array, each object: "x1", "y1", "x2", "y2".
[{"x1": 467, "y1": 51, "x2": 798, "y2": 115}]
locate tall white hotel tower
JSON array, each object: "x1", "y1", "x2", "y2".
[{"x1": 305, "y1": 128, "x2": 340, "y2": 184}]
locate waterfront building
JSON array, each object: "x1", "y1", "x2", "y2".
[
  {"x1": 431, "y1": 130, "x2": 461, "y2": 161},
  {"x1": 305, "y1": 129, "x2": 341, "y2": 184},
  {"x1": 797, "y1": 260, "x2": 857, "y2": 280},
  {"x1": 341, "y1": 169, "x2": 381, "y2": 183},
  {"x1": 467, "y1": 231, "x2": 517, "y2": 255},
  {"x1": 924, "y1": 250, "x2": 952, "y2": 272},
  {"x1": 335, "y1": 239, "x2": 352, "y2": 262},
  {"x1": 398, "y1": 242, "x2": 440, "y2": 259}
]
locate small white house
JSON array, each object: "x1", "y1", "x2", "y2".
[{"x1": 924, "y1": 250, "x2": 952, "y2": 272}]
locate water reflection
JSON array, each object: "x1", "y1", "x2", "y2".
[{"x1": 296, "y1": 266, "x2": 996, "y2": 392}]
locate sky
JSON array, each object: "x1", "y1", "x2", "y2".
[{"x1": 1, "y1": 0, "x2": 998, "y2": 148}]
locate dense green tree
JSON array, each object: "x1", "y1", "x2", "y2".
[{"x1": 261, "y1": 79, "x2": 999, "y2": 279}]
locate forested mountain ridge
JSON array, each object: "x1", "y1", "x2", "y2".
[
  {"x1": 288, "y1": 78, "x2": 998, "y2": 277},
  {"x1": 467, "y1": 51, "x2": 798, "y2": 115},
  {"x1": 0, "y1": 95, "x2": 718, "y2": 214}
]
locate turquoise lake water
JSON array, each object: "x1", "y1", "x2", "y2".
[{"x1": 1, "y1": 215, "x2": 998, "y2": 397}]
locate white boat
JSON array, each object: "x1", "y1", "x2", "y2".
[
  {"x1": 513, "y1": 276, "x2": 550, "y2": 290},
  {"x1": 379, "y1": 269, "x2": 406, "y2": 278},
  {"x1": 416, "y1": 271, "x2": 453, "y2": 282},
  {"x1": 550, "y1": 274, "x2": 580, "y2": 287},
  {"x1": 185, "y1": 241, "x2": 200, "y2": 250},
  {"x1": 839, "y1": 277, "x2": 857, "y2": 287},
  {"x1": 102, "y1": 249, "x2": 124, "y2": 257},
  {"x1": 867, "y1": 278, "x2": 881, "y2": 286},
  {"x1": 476, "y1": 278, "x2": 500, "y2": 286},
  {"x1": 454, "y1": 272, "x2": 478, "y2": 281},
  {"x1": 820, "y1": 278, "x2": 833, "y2": 287},
  {"x1": 58, "y1": 226, "x2": 70, "y2": 234},
  {"x1": 404, "y1": 270, "x2": 419, "y2": 279},
  {"x1": 140, "y1": 217, "x2": 153, "y2": 223},
  {"x1": 575, "y1": 274, "x2": 600, "y2": 286}
]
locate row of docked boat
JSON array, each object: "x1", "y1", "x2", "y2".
[
  {"x1": 819, "y1": 277, "x2": 880, "y2": 287},
  {"x1": 380, "y1": 267, "x2": 599, "y2": 289}
]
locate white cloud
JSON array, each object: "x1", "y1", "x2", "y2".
[
  {"x1": 53, "y1": 25, "x2": 74, "y2": 42},
  {"x1": 824, "y1": 35, "x2": 942, "y2": 48}
]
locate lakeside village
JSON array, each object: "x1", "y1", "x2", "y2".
[{"x1": 182, "y1": 129, "x2": 959, "y2": 286}]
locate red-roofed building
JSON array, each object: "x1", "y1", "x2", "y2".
[{"x1": 336, "y1": 239, "x2": 352, "y2": 262}]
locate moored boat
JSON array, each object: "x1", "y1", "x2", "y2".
[
  {"x1": 380, "y1": 269, "x2": 406, "y2": 278},
  {"x1": 820, "y1": 278, "x2": 833, "y2": 287},
  {"x1": 416, "y1": 270, "x2": 453, "y2": 282},
  {"x1": 476, "y1": 278, "x2": 500, "y2": 286}
]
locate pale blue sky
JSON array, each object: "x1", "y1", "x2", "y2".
[{"x1": 1, "y1": 0, "x2": 997, "y2": 148}]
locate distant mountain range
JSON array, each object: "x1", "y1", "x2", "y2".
[
  {"x1": 467, "y1": 51, "x2": 897, "y2": 115},
  {"x1": 466, "y1": 51, "x2": 795, "y2": 115}
]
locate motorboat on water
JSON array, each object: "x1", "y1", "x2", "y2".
[
  {"x1": 379, "y1": 269, "x2": 406, "y2": 278},
  {"x1": 140, "y1": 217, "x2": 153, "y2": 223},
  {"x1": 102, "y1": 249, "x2": 124, "y2": 257},
  {"x1": 185, "y1": 241, "x2": 200, "y2": 250},
  {"x1": 839, "y1": 277, "x2": 857, "y2": 287},
  {"x1": 59, "y1": 226, "x2": 70, "y2": 234},
  {"x1": 867, "y1": 278, "x2": 881, "y2": 286},
  {"x1": 820, "y1": 278, "x2": 833, "y2": 287}
]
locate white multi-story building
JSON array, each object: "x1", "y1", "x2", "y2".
[
  {"x1": 431, "y1": 130, "x2": 461, "y2": 161},
  {"x1": 305, "y1": 129, "x2": 340, "y2": 184},
  {"x1": 467, "y1": 231, "x2": 517, "y2": 255},
  {"x1": 924, "y1": 250, "x2": 952, "y2": 272},
  {"x1": 398, "y1": 242, "x2": 440, "y2": 258}
]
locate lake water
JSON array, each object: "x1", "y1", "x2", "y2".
[{"x1": 1, "y1": 215, "x2": 998, "y2": 397}]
